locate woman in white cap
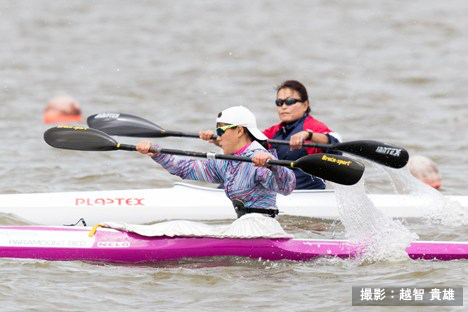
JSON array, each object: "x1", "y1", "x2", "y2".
[{"x1": 136, "y1": 106, "x2": 296, "y2": 218}]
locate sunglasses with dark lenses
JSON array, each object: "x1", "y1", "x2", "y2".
[
  {"x1": 275, "y1": 98, "x2": 303, "y2": 107},
  {"x1": 216, "y1": 124, "x2": 238, "y2": 136}
]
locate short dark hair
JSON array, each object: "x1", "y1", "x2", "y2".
[{"x1": 276, "y1": 80, "x2": 310, "y2": 114}]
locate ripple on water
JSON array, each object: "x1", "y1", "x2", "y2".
[{"x1": 1, "y1": 0, "x2": 468, "y2": 310}]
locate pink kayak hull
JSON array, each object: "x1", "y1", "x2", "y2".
[{"x1": 0, "y1": 226, "x2": 467, "y2": 262}]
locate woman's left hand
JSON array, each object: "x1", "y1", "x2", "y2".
[
  {"x1": 289, "y1": 131, "x2": 309, "y2": 150},
  {"x1": 253, "y1": 152, "x2": 275, "y2": 167}
]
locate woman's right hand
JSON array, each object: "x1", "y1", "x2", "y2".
[
  {"x1": 136, "y1": 141, "x2": 160, "y2": 158},
  {"x1": 199, "y1": 129, "x2": 219, "y2": 145},
  {"x1": 289, "y1": 131, "x2": 309, "y2": 150}
]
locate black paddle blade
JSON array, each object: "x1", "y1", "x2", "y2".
[
  {"x1": 333, "y1": 140, "x2": 409, "y2": 169},
  {"x1": 294, "y1": 154, "x2": 365, "y2": 186},
  {"x1": 87, "y1": 112, "x2": 166, "y2": 137},
  {"x1": 44, "y1": 126, "x2": 119, "y2": 151}
]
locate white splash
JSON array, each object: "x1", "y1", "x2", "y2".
[
  {"x1": 333, "y1": 180, "x2": 418, "y2": 263},
  {"x1": 382, "y1": 166, "x2": 467, "y2": 226}
]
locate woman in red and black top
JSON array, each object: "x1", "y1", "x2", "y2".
[{"x1": 263, "y1": 80, "x2": 342, "y2": 189}]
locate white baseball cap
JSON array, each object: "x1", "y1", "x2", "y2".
[{"x1": 216, "y1": 106, "x2": 268, "y2": 141}]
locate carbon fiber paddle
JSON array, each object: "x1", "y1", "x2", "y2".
[
  {"x1": 44, "y1": 126, "x2": 365, "y2": 186},
  {"x1": 87, "y1": 112, "x2": 409, "y2": 168}
]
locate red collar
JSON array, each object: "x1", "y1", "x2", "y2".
[{"x1": 234, "y1": 142, "x2": 252, "y2": 155}]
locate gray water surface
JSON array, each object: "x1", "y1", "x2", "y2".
[{"x1": 0, "y1": 1, "x2": 467, "y2": 311}]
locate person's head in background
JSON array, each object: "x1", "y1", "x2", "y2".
[
  {"x1": 44, "y1": 96, "x2": 82, "y2": 124},
  {"x1": 408, "y1": 155, "x2": 442, "y2": 190},
  {"x1": 275, "y1": 80, "x2": 310, "y2": 124}
]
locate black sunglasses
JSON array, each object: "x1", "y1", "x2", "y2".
[{"x1": 275, "y1": 98, "x2": 303, "y2": 107}]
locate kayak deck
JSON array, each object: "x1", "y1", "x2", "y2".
[{"x1": 0, "y1": 226, "x2": 466, "y2": 263}]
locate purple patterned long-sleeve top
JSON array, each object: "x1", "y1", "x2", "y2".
[{"x1": 151, "y1": 141, "x2": 296, "y2": 209}]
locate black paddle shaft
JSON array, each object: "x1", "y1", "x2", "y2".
[
  {"x1": 117, "y1": 146, "x2": 364, "y2": 186},
  {"x1": 268, "y1": 139, "x2": 409, "y2": 169},
  {"x1": 44, "y1": 126, "x2": 364, "y2": 185},
  {"x1": 87, "y1": 113, "x2": 408, "y2": 168}
]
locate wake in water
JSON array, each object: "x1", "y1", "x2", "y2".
[
  {"x1": 333, "y1": 180, "x2": 418, "y2": 263},
  {"x1": 382, "y1": 165, "x2": 467, "y2": 226}
]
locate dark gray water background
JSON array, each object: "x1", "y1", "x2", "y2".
[{"x1": 0, "y1": 1, "x2": 467, "y2": 311}]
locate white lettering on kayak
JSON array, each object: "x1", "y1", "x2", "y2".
[
  {"x1": 97, "y1": 242, "x2": 130, "y2": 248},
  {"x1": 9, "y1": 239, "x2": 66, "y2": 246},
  {"x1": 94, "y1": 113, "x2": 120, "y2": 119},
  {"x1": 375, "y1": 146, "x2": 402, "y2": 157},
  {"x1": 1, "y1": 230, "x2": 95, "y2": 248},
  {"x1": 75, "y1": 198, "x2": 145, "y2": 206},
  {"x1": 7, "y1": 239, "x2": 89, "y2": 247}
]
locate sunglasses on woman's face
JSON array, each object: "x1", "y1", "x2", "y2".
[
  {"x1": 216, "y1": 124, "x2": 238, "y2": 136},
  {"x1": 275, "y1": 97, "x2": 303, "y2": 107}
]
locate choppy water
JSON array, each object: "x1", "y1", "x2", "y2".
[{"x1": 0, "y1": 0, "x2": 467, "y2": 311}]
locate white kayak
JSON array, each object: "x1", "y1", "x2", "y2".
[{"x1": 1, "y1": 183, "x2": 467, "y2": 225}]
